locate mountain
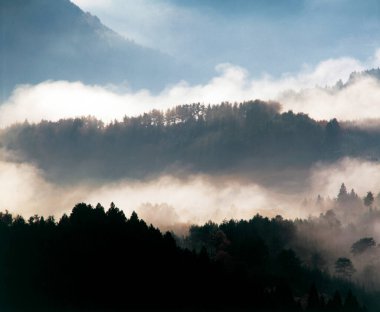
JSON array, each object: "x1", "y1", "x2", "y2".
[
  {"x1": 4, "y1": 100, "x2": 380, "y2": 188},
  {"x1": 0, "y1": 0, "x2": 188, "y2": 100}
]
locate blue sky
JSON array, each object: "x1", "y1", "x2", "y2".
[
  {"x1": 2, "y1": 1, "x2": 380, "y2": 127},
  {"x1": 71, "y1": 0, "x2": 380, "y2": 77}
]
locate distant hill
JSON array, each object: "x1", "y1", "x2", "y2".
[
  {"x1": 0, "y1": 0, "x2": 190, "y2": 100},
  {"x1": 4, "y1": 100, "x2": 380, "y2": 187}
]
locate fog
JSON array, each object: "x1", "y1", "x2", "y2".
[
  {"x1": 2, "y1": 143, "x2": 380, "y2": 230},
  {"x1": 0, "y1": 151, "x2": 83, "y2": 217},
  {"x1": 3, "y1": 0, "x2": 380, "y2": 306},
  {"x1": 3, "y1": 135, "x2": 380, "y2": 287},
  {"x1": 280, "y1": 76, "x2": 380, "y2": 121},
  {"x1": 311, "y1": 158, "x2": 380, "y2": 198},
  {"x1": 2, "y1": 44, "x2": 380, "y2": 291},
  {"x1": 2, "y1": 47, "x2": 380, "y2": 233},
  {"x1": 1, "y1": 50, "x2": 380, "y2": 127},
  {"x1": 0, "y1": 155, "x2": 302, "y2": 224}
]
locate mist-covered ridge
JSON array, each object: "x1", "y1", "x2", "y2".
[{"x1": 2, "y1": 100, "x2": 380, "y2": 184}]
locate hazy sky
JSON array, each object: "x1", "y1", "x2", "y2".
[
  {"x1": 71, "y1": 0, "x2": 380, "y2": 77},
  {"x1": 2, "y1": 50, "x2": 380, "y2": 126}
]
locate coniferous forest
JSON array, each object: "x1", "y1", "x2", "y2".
[
  {"x1": 0, "y1": 201, "x2": 376, "y2": 311},
  {"x1": 3, "y1": 100, "x2": 380, "y2": 183},
  {"x1": 2, "y1": 1, "x2": 380, "y2": 311},
  {"x1": 1, "y1": 101, "x2": 380, "y2": 311}
]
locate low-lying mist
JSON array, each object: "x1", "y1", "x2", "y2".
[
  {"x1": 1, "y1": 131, "x2": 380, "y2": 289},
  {"x1": 3, "y1": 150, "x2": 380, "y2": 291},
  {"x1": 0, "y1": 153, "x2": 301, "y2": 225},
  {"x1": 1, "y1": 49, "x2": 380, "y2": 127},
  {"x1": 1, "y1": 50, "x2": 380, "y2": 293},
  {"x1": 1, "y1": 145, "x2": 380, "y2": 229}
]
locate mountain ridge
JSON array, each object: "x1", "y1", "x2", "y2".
[{"x1": 0, "y1": 0, "x2": 191, "y2": 100}]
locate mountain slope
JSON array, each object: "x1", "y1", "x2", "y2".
[
  {"x1": 0, "y1": 0, "x2": 185, "y2": 100},
  {"x1": 4, "y1": 100, "x2": 380, "y2": 189}
]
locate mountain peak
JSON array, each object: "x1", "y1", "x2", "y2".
[{"x1": 0, "y1": 0, "x2": 184, "y2": 100}]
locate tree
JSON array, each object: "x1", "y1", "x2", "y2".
[
  {"x1": 351, "y1": 237, "x2": 376, "y2": 255},
  {"x1": 310, "y1": 252, "x2": 326, "y2": 271},
  {"x1": 344, "y1": 290, "x2": 360, "y2": 312},
  {"x1": 129, "y1": 211, "x2": 140, "y2": 225},
  {"x1": 337, "y1": 183, "x2": 348, "y2": 203},
  {"x1": 349, "y1": 189, "x2": 360, "y2": 201},
  {"x1": 363, "y1": 192, "x2": 374, "y2": 209},
  {"x1": 327, "y1": 291, "x2": 343, "y2": 311},
  {"x1": 106, "y1": 202, "x2": 126, "y2": 225},
  {"x1": 335, "y1": 257, "x2": 356, "y2": 280},
  {"x1": 316, "y1": 195, "x2": 324, "y2": 207},
  {"x1": 273, "y1": 282, "x2": 296, "y2": 311},
  {"x1": 325, "y1": 118, "x2": 341, "y2": 153},
  {"x1": 326, "y1": 118, "x2": 341, "y2": 138},
  {"x1": 307, "y1": 283, "x2": 322, "y2": 311}
]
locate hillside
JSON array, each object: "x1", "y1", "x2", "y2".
[
  {"x1": 3, "y1": 100, "x2": 380, "y2": 186},
  {"x1": 0, "y1": 202, "x2": 371, "y2": 311},
  {"x1": 0, "y1": 0, "x2": 186, "y2": 100}
]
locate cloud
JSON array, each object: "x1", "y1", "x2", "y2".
[
  {"x1": 0, "y1": 153, "x2": 307, "y2": 226},
  {"x1": 0, "y1": 151, "x2": 85, "y2": 217},
  {"x1": 2, "y1": 50, "x2": 380, "y2": 127},
  {"x1": 279, "y1": 76, "x2": 380, "y2": 121},
  {"x1": 3, "y1": 50, "x2": 380, "y2": 228},
  {"x1": 310, "y1": 158, "x2": 380, "y2": 198},
  {"x1": 82, "y1": 175, "x2": 305, "y2": 224},
  {"x1": 1, "y1": 141, "x2": 379, "y2": 230}
]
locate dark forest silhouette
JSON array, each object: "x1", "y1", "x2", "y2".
[
  {"x1": 0, "y1": 202, "x2": 373, "y2": 311},
  {"x1": 3, "y1": 100, "x2": 380, "y2": 183}
]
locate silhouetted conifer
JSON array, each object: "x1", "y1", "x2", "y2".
[
  {"x1": 344, "y1": 290, "x2": 360, "y2": 312},
  {"x1": 307, "y1": 283, "x2": 322, "y2": 311},
  {"x1": 327, "y1": 291, "x2": 343, "y2": 311}
]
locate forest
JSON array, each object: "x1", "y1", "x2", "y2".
[
  {"x1": 3, "y1": 1, "x2": 380, "y2": 311},
  {"x1": 0, "y1": 200, "x2": 375, "y2": 312},
  {"x1": 2, "y1": 80, "x2": 380, "y2": 312},
  {"x1": 2, "y1": 100, "x2": 380, "y2": 184}
]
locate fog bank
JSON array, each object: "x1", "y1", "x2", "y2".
[
  {"x1": 1, "y1": 150, "x2": 380, "y2": 229},
  {"x1": 1, "y1": 50, "x2": 380, "y2": 127}
]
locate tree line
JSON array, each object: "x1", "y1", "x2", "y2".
[
  {"x1": 0, "y1": 202, "x2": 373, "y2": 311},
  {"x1": 4, "y1": 100, "x2": 380, "y2": 183}
]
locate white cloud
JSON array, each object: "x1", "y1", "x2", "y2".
[
  {"x1": 1, "y1": 141, "x2": 379, "y2": 228},
  {"x1": 2, "y1": 50, "x2": 380, "y2": 126},
  {"x1": 4, "y1": 155, "x2": 380, "y2": 228},
  {"x1": 279, "y1": 76, "x2": 380, "y2": 121},
  {"x1": 0, "y1": 152, "x2": 306, "y2": 225},
  {"x1": 83, "y1": 175, "x2": 302, "y2": 224},
  {"x1": 310, "y1": 158, "x2": 380, "y2": 197},
  {"x1": 0, "y1": 153, "x2": 84, "y2": 217}
]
